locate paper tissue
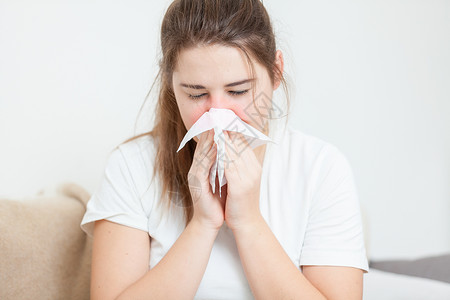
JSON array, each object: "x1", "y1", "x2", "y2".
[{"x1": 176, "y1": 108, "x2": 273, "y2": 197}]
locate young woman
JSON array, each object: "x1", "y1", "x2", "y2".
[{"x1": 81, "y1": 0, "x2": 369, "y2": 299}]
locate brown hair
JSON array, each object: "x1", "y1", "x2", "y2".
[{"x1": 116, "y1": 0, "x2": 290, "y2": 227}]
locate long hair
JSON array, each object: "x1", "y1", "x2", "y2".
[{"x1": 117, "y1": 0, "x2": 291, "y2": 228}]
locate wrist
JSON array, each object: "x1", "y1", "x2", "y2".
[
  {"x1": 229, "y1": 213, "x2": 265, "y2": 235},
  {"x1": 189, "y1": 218, "x2": 222, "y2": 236}
]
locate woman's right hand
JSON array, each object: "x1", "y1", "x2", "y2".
[{"x1": 188, "y1": 129, "x2": 225, "y2": 232}]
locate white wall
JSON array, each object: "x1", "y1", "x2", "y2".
[{"x1": 1, "y1": 0, "x2": 449, "y2": 261}]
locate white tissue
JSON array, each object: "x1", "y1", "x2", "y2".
[{"x1": 176, "y1": 108, "x2": 273, "y2": 197}]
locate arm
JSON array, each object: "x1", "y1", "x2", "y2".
[
  {"x1": 233, "y1": 216, "x2": 364, "y2": 299},
  {"x1": 232, "y1": 215, "x2": 327, "y2": 300},
  {"x1": 91, "y1": 219, "x2": 219, "y2": 300},
  {"x1": 301, "y1": 265, "x2": 363, "y2": 299}
]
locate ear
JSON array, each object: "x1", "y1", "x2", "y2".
[{"x1": 273, "y1": 50, "x2": 284, "y2": 90}]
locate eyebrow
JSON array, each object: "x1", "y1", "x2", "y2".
[{"x1": 180, "y1": 78, "x2": 255, "y2": 89}]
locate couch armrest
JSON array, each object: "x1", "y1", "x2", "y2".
[{"x1": 0, "y1": 182, "x2": 92, "y2": 300}]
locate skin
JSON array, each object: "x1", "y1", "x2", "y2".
[
  {"x1": 172, "y1": 46, "x2": 363, "y2": 300},
  {"x1": 90, "y1": 43, "x2": 363, "y2": 300},
  {"x1": 172, "y1": 44, "x2": 284, "y2": 231},
  {"x1": 173, "y1": 43, "x2": 283, "y2": 160}
]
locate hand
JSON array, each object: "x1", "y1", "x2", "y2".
[
  {"x1": 188, "y1": 129, "x2": 225, "y2": 232},
  {"x1": 222, "y1": 131, "x2": 263, "y2": 232}
]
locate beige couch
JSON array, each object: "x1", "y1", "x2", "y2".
[
  {"x1": 0, "y1": 182, "x2": 371, "y2": 299},
  {"x1": 0, "y1": 183, "x2": 92, "y2": 300}
]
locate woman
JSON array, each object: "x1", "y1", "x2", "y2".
[{"x1": 81, "y1": 0, "x2": 369, "y2": 299}]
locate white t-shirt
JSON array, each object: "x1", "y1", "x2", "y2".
[{"x1": 81, "y1": 118, "x2": 369, "y2": 299}]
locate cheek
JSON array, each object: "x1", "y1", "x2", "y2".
[
  {"x1": 233, "y1": 104, "x2": 269, "y2": 133},
  {"x1": 232, "y1": 105, "x2": 256, "y2": 126},
  {"x1": 176, "y1": 96, "x2": 201, "y2": 130},
  {"x1": 233, "y1": 107, "x2": 250, "y2": 123},
  {"x1": 184, "y1": 107, "x2": 206, "y2": 130}
]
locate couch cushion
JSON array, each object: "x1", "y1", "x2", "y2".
[
  {"x1": 369, "y1": 253, "x2": 450, "y2": 284},
  {"x1": 0, "y1": 182, "x2": 92, "y2": 300}
]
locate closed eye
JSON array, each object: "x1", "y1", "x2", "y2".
[{"x1": 188, "y1": 89, "x2": 250, "y2": 100}]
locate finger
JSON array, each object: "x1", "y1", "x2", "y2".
[
  {"x1": 238, "y1": 133, "x2": 256, "y2": 161},
  {"x1": 223, "y1": 131, "x2": 234, "y2": 159},
  {"x1": 199, "y1": 140, "x2": 216, "y2": 164},
  {"x1": 237, "y1": 134, "x2": 253, "y2": 158},
  {"x1": 199, "y1": 129, "x2": 211, "y2": 144},
  {"x1": 225, "y1": 132, "x2": 256, "y2": 168},
  {"x1": 225, "y1": 131, "x2": 246, "y2": 160},
  {"x1": 192, "y1": 132, "x2": 214, "y2": 176},
  {"x1": 223, "y1": 131, "x2": 238, "y2": 169},
  {"x1": 194, "y1": 141, "x2": 217, "y2": 178},
  {"x1": 196, "y1": 130, "x2": 213, "y2": 156}
]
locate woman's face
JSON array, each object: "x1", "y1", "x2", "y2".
[{"x1": 172, "y1": 44, "x2": 283, "y2": 142}]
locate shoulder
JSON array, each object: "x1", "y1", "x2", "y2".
[
  {"x1": 278, "y1": 125, "x2": 348, "y2": 168},
  {"x1": 283, "y1": 128, "x2": 359, "y2": 201},
  {"x1": 115, "y1": 134, "x2": 156, "y2": 161},
  {"x1": 269, "y1": 125, "x2": 357, "y2": 198},
  {"x1": 109, "y1": 134, "x2": 159, "y2": 194},
  {"x1": 112, "y1": 134, "x2": 157, "y2": 170},
  {"x1": 81, "y1": 134, "x2": 159, "y2": 237}
]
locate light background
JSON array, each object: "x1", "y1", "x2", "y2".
[{"x1": 0, "y1": 0, "x2": 449, "y2": 261}]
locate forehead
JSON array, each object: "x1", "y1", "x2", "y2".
[{"x1": 173, "y1": 44, "x2": 265, "y2": 83}]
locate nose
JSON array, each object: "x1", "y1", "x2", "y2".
[{"x1": 207, "y1": 93, "x2": 230, "y2": 110}]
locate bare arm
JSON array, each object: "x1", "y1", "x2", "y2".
[
  {"x1": 232, "y1": 216, "x2": 327, "y2": 300},
  {"x1": 91, "y1": 219, "x2": 219, "y2": 300}
]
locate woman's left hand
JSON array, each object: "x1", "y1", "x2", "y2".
[{"x1": 222, "y1": 131, "x2": 263, "y2": 232}]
